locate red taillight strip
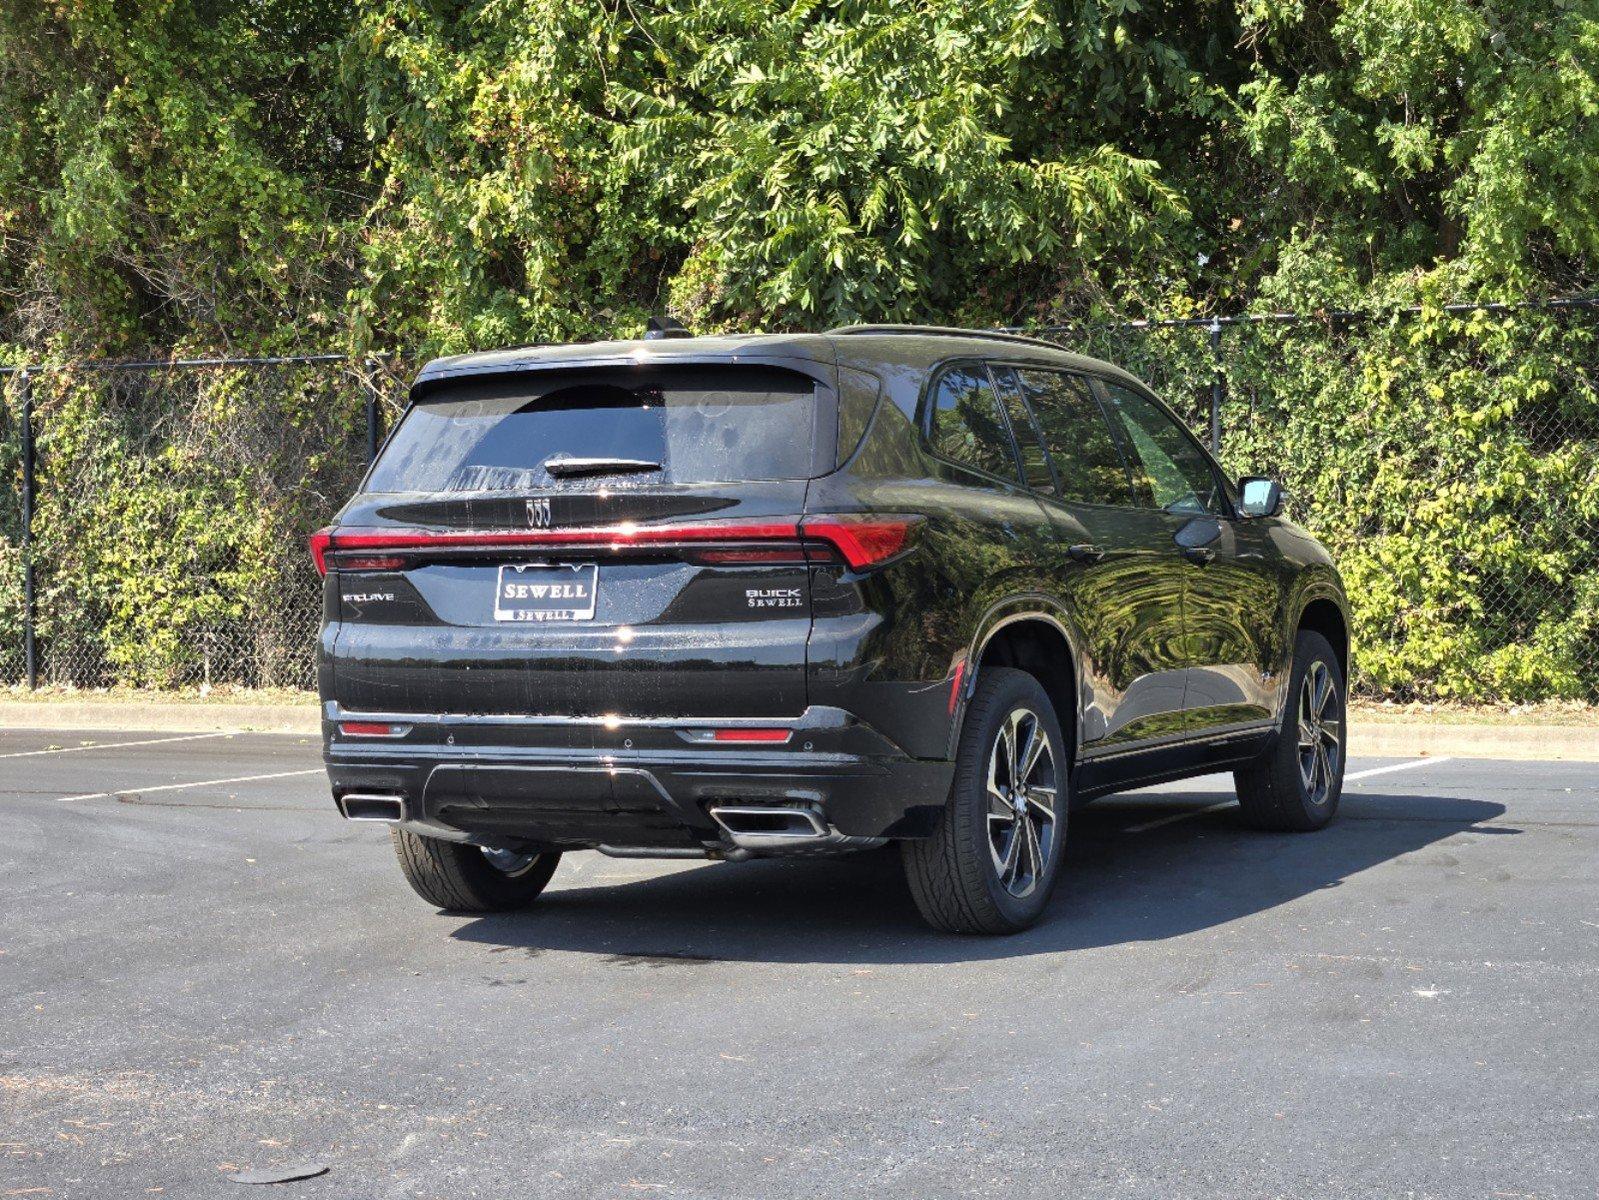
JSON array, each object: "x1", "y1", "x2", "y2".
[
  {"x1": 311, "y1": 515, "x2": 922, "y2": 576},
  {"x1": 710, "y1": 728, "x2": 792, "y2": 743}
]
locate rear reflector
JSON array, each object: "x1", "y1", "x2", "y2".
[
  {"x1": 711, "y1": 728, "x2": 791, "y2": 743},
  {"x1": 338, "y1": 721, "x2": 407, "y2": 737},
  {"x1": 948, "y1": 659, "x2": 967, "y2": 716}
]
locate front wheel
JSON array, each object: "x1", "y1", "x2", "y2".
[
  {"x1": 903, "y1": 667, "x2": 1068, "y2": 934},
  {"x1": 1233, "y1": 630, "x2": 1346, "y2": 831},
  {"x1": 391, "y1": 828, "x2": 561, "y2": 912}
]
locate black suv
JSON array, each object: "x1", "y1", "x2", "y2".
[{"x1": 314, "y1": 325, "x2": 1349, "y2": 933}]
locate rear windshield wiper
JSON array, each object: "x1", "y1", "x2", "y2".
[{"x1": 540, "y1": 455, "x2": 663, "y2": 479}]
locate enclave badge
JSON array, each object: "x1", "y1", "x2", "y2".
[{"x1": 527, "y1": 497, "x2": 552, "y2": 528}]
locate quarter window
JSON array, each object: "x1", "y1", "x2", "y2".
[
  {"x1": 1097, "y1": 382, "x2": 1223, "y2": 515},
  {"x1": 928, "y1": 366, "x2": 1019, "y2": 481},
  {"x1": 991, "y1": 368, "x2": 1056, "y2": 492},
  {"x1": 1014, "y1": 370, "x2": 1134, "y2": 507}
]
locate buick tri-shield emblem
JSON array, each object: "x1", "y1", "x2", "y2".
[{"x1": 527, "y1": 497, "x2": 552, "y2": 528}]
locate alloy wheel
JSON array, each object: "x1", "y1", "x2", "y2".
[
  {"x1": 985, "y1": 707, "x2": 1058, "y2": 898},
  {"x1": 480, "y1": 846, "x2": 540, "y2": 877},
  {"x1": 1297, "y1": 661, "x2": 1342, "y2": 805}
]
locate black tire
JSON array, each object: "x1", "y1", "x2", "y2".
[
  {"x1": 902, "y1": 667, "x2": 1069, "y2": 934},
  {"x1": 391, "y1": 828, "x2": 561, "y2": 912},
  {"x1": 1234, "y1": 630, "x2": 1346, "y2": 831}
]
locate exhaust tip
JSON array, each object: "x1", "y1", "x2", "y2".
[
  {"x1": 337, "y1": 792, "x2": 406, "y2": 822},
  {"x1": 708, "y1": 804, "x2": 827, "y2": 847}
]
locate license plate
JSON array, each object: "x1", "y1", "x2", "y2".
[{"x1": 494, "y1": 563, "x2": 597, "y2": 622}]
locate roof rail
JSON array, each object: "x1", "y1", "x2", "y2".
[{"x1": 826, "y1": 324, "x2": 1068, "y2": 352}]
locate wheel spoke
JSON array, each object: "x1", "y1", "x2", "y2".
[
  {"x1": 987, "y1": 783, "x2": 1014, "y2": 822},
  {"x1": 1021, "y1": 817, "x2": 1042, "y2": 884},
  {"x1": 1024, "y1": 787, "x2": 1055, "y2": 817},
  {"x1": 1297, "y1": 718, "x2": 1316, "y2": 750},
  {"x1": 1315, "y1": 743, "x2": 1332, "y2": 800},
  {"x1": 1000, "y1": 825, "x2": 1022, "y2": 885},
  {"x1": 1313, "y1": 665, "x2": 1333, "y2": 719},
  {"x1": 1007, "y1": 713, "x2": 1027, "y2": 786},
  {"x1": 1017, "y1": 721, "x2": 1046, "y2": 784}
]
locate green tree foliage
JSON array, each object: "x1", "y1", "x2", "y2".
[{"x1": 1, "y1": 1, "x2": 1596, "y2": 696}]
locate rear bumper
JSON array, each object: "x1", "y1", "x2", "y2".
[{"x1": 320, "y1": 702, "x2": 951, "y2": 853}]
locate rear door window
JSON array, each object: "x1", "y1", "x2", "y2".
[
  {"x1": 365, "y1": 365, "x2": 826, "y2": 493},
  {"x1": 1014, "y1": 369, "x2": 1135, "y2": 507},
  {"x1": 927, "y1": 365, "x2": 1020, "y2": 482}
]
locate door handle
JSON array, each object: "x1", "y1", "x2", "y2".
[
  {"x1": 1067, "y1": 543, "x2": 1105, "y2": 563},
  {"x1": 1181, "y1": 546, "x2": 1215, "y2": 566}
]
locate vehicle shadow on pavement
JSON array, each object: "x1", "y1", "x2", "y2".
[{"x1": 449, "y1": 789, "x2": 1513, "y2": 965}]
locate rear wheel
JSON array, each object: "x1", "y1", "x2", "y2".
[
  {"x1": 1234, "y1": 630, "x2": 1345, "y2": 831},
  {"x1": 903, "y1": 667, "x2": 1068, "y2": 934},
  {"x1": 391, "y1": 828, "x2": 561, "y2": 912}
]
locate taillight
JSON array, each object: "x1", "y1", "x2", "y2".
[
  {"x1": 681, "y1": 545, "x2": 812, "y2": 566},
  {"x1": 310, "y1": 527, "x2": 333, "y2": 576},
  {"x1": 313, "y1": 528, "x2": 406, "y2": 575},
  {"x1": 801, "y1": 514, "x2": 923, "y2": 570},
  {"x1": 335, "y1": 554, "x2": 408, "y2": 572},
  {"x1": 309, "y1": 515, "x2": 921, "y2": 573},
  {"x1": 711, "y1": 728, "x2": 791, "y2": 743}
]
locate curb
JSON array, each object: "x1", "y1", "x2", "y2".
[
  {"x1": 1349, "y1": 722, "x2": 1596, "y2": 762},
  {"x1": 0, "y1": 700, "x2": 321, "y2": 736},
  {"x1": 2, "y1": 701, "x2": 1594, "y2": 760}
]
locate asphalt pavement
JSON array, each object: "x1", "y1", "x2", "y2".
[{"x1": 2, "y1": 728, "x2": 1595, "y2": 1198}]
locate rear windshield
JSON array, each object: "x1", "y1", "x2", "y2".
[{"x1": 365, "y1": 365, "x2": 826, "y2": 493}]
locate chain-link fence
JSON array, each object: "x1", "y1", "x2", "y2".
[
  {"x1": 0, "y1": 356, "x2": 407, "y2": 692},
  {"x1": 3, "y1": 300, "x2": 1597, "y2": 702}
]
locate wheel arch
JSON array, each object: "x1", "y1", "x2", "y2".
[
  {"x1": 1296, "y1": 594, "x2": 1351, "y2": 683},
  {"x1": 955, "y1": 602, "x2": 1083, "y2": 763}
]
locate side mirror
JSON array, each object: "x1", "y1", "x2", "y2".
[{"x1": 1238, "y1": 476, "x2": 1285, "y2": 518}]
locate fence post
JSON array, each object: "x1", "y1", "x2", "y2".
[
  {"x1": 19, "y1": 370, "x2": 37, "y2": 690},
  {"x1": 363, "y1": 356, "x2": 381, "y2": 465},
  {"x1": 1207, "y1": 318, "x2": 1223, "y2": 455}
]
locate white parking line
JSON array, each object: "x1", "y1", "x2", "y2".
[
  {"x1": 1123, "y1": 756, "x2": 1456, "y2": 833},
  {"x1": 0, "y1": 732, "x2": 233, "y2": 759},
  {"x1": 54, "y1": 768, "x2": 325, "y2": 803},
  {"x1": 1344, "y1": 756, "x2": 1455, "y2": 782}
]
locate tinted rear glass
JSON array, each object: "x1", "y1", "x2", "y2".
[
  {"x1": 366, "y1": 366, "x2": 825, "y2": 493},
  {"x1": 928, "y1": 365, "x2": 1019, "y2": 481}
]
